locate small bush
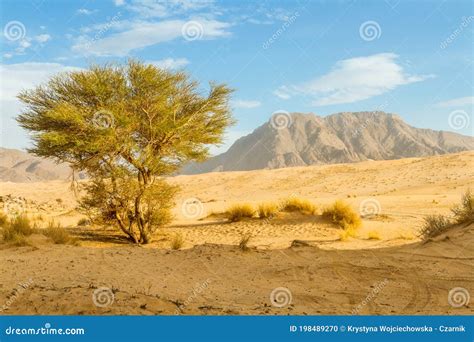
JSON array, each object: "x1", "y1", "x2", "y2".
[
  {"x1": 419, "y1": 215, "x2": 452, "y2": 239},
  {"x1": 0, "y1": 212, "x2": 7, "y2": 227},
  {"x1": 2, "y1": 215, "x2": 34, "y2": 243},
  {"x1": 281, "y1": 197, "x2": 317, "y2": 215},
  {"x1": 42, "y1": 221, "x2": 75, "y2": 244},
  {"x1": 322, "y1": 200, "x2": 361, "y2": 229},
  {"x1": 239, "y1": 234, "x2": 251, "y2": 251},
  {"x1": 451, "y1": 189, "x2": 474, "y2": 225},
  {"x1": 77, "y1": 218, "x2": 91, "y2": 226},
  {"x1": 171, "y1": 234, "x2": 184, "y2": 250},
  {"x1": 339, "y1": 227, "x2": 357, "y2": 241},
  {"x1": 257, "y1": 202, "x2": 279, "y2": 219},
  {"x1": 226, "y1": 204, "x2": 255, "y2": 222},
  {"x1": 367, "y1": 231, "x2": 381, "y2": 240}
]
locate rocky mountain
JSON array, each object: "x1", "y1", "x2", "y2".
[
  {"x1": 0, "y1": 147, "x2": 78, "y2": 182},
  {"x1": 182, "y1": 111, "x2": 474, "y2": 174}
]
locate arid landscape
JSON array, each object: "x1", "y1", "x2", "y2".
[{"x1": 1, "y1": 151, "x2": 473, "y2": 315}]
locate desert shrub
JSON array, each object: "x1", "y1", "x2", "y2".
[
  {"x1": 419, "y1": 215, "x2": 452, "y2": 239},
  {"x1": 339, "y1": 227, "x2": 357, "y2": 241},
  {"x1": 280, "y1": 197, "x2": 317, "y2": 215},
  {"x1": 451, "y1": 189, "x2": 474, "y2": 225},
  {"x1": 171, "y1": 234, "x2": 184, "y2": 250},
  {"x1": 77, "y1": 218, "x2": 91, "y2": 226},
  {"x1": 42, "y1": 221, "x2": 75, "y2": 244},
  {"x1": 367, "y1": 231, "x2": 381, "y2": 240},
  {"x1": 2, "y1": 215, "x2": 34, "y2": 242},
  {"x1": 0, "y1": 212, "x2": 7, "y2": 227},
  {"x1": 226, "y1": 204, "x2": 255, "y2": 222},
  {"x1": 257, "y1": 202, "x2": 279, "y2": 219},
  {"x1": 322, "y1": 200, "x2": 361, "y2": 229},
  {"x1": 239, "y1": 234, "x2": 251, "y2": 251}
]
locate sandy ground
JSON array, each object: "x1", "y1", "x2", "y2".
[{"x1": 0, "y1": 151, "x2": 473, "y2": 314}]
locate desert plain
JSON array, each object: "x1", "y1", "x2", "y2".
[{"x1": 0, "y1": 151, "x2": 473, "y2": 315}]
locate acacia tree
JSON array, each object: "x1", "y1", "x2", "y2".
[{"x1": 17, "y1": 61, "x2": 234, "y2": 244}]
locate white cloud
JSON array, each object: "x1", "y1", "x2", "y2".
[
  {"x1": 147, "y1": 58, "x2": 189, "y2": 69},
  {"x1": 72, "y1": 18, "x2": 230, "y2": 56},
  {"x1": 275, "y1": 53, "x2": 433, "y2": 106},
  {"x1": 231, "y1": 99, "x2": 261, "y2": 109},
  {"x1": 435, "y1": 96, "x2": 474, "y2": 107},
  {"x1": 35, "y1": 34, "x2": 51, "y2": 43},
  {"x1": 77, "y1": 8, "x2": 95, "y2": 15},
  {"x1": 273, "y1": 86, "x2": 291, "y2": 100},
  {"x1": 127, "y1": 0, "x2": 215, "y2": 18},
  {"x1": 114, "y1": 0, "x2": 126, "y2": 6}
]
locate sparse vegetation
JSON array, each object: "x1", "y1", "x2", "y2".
[
  {"x1": 239, "y1": 234, "x2": 251, "y2": 251},
  {"x1": 17, "y1": 60, "x2": 234, "y2": 244},
  {"x1": 419, "y1": 215, "x2": 451, "y2": 239},
  {"x1": 226, "y1": 204, "x2": 255, "y2": 222},
  {"x1": 257, "y1": 202, "x2": 279, "y2": 219},
  {"x1": 338, "y1": 227, "x2": 357, "y2": 241},
  {"x1": 77, "y1": 218, "x2": 91, "y2": 226},
  {"x1": 2, "y1": 215, "x2": 34, "y2": 243},
  {"x1": 42, "y1": 221, "x2": 76, "y2": 245},
  {"x1": 322, "y1": 200, "x2": 361, "y2": 229},
  {"x1": 367, "y1": 231, "x2": 381, "y2": 240},
  {"x1": 451, "y1": 189, "x2": 474, "y2": 225},
  {"x1": 280, "y1": 197, "x2": 317, "y2": 215},
  {"x1": 171, "y1": 234, "x2": 184, "y2": 250},
  {"x1": 0, "y1": 212, "x2": 7, "y2": 226}
]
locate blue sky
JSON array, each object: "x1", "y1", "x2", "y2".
[{"x1": 1, "y1": 0, "x2": 473, "y2": 154}]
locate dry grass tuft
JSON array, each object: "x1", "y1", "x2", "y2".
[
  {"x1": 280, "y1": 197, "x2": 317, "y2": 215},
  {"x1": 367, "y1": 231, "x2": 381, "y2": 240},
  {"x1": 171, "y1": 234, "x2": 184, "y2": 250},
  {"x1": 77, "y1": 218, "x2": 91, "y2": 226},
  {"x1": 338, "y1": 227, "x2": 357, "y2": 241},
  {"x1": 239, "y1": 234, "x2": 251, "y2": 251},
  {"x1": 42, "y1": 221, "x2": 77, "y2": 245},
  {"x1": 419, "y1": 215, "x2": 452, "y2": 239},
  {"x1": 451, "y1": 189, "x2": 474, "y2": 225},
  {"x1": 257, "y1": 202, "x2": 279, "y2": 219},
  {"x1": 2, "y1": 215, "x2": 35, "y2": 243},
  {"x1": 226, "y1": 203, "x2": 256, "y2": 222},
  {"x1": 322, "y1": 200, "x2": 361, "y2": 229}
]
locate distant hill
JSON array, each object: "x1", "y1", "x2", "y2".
[
  {"x1": 0, "y1": 147, "x2": 82, "y2": 182},
  {"x1": 182, "y1": 111, "x2": 474, "y2": 174}
]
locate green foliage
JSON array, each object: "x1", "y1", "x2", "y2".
[
  {"x1": 322, "y1": 200, "x2": 362, "y2": 229},
  {"x1": 419, "y1": 215, "x2": 452, "y2": 239},
  {"x1": 226, "y1": 204, "x2": 255, "y2": 222},
  {"x1": 17, "y1": 60, "x2": 234, "y2": 244},
  {"x1": 451, "y1": 189, "x2": 474, "y2": 225}
]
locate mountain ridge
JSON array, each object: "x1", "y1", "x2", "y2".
[{"x1": 182, "y1": 111, "x2": 474, "y2": 174}]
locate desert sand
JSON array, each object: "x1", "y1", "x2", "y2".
[{"x1": 0, "y1": 151, "x2": 473, "y2": 314}]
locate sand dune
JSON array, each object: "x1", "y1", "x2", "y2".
[{"x1": 0, "y1": 151, "x2": 473, "y2": 314}]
